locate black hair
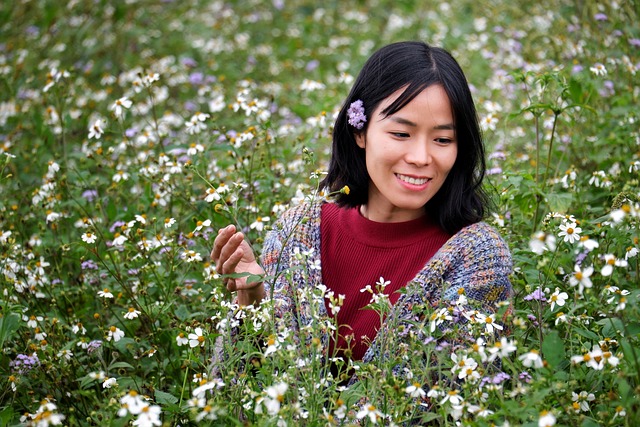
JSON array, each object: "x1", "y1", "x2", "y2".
[{"x1": 320, "y1": 41, "x2": 489, "y2": 234}]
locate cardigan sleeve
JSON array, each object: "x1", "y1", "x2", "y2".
[
  {"x1": 259, "y1": 211, "x2": 301, "y2": 335},
  {"x1": 361, "y1": 221, "x2": 513, "y2": 365},
  {"x1": 442, "y1": 222, "x2": 513, "y2": 314}
]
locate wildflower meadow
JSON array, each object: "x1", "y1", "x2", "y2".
[{"x1": 1, "y1": 0, "x2": 639, "y2": 426}]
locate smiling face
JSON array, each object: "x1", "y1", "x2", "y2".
[{"x1": 355, "y1": 85, "x2": 458, "y2": 223}]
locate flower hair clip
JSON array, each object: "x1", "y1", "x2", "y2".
[{"x1": 347, "y1": 99, "x2": 367, "y2": 130}]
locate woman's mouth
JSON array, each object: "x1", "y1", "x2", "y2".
[{"x1": 396, "y1": 174, "x2": 430, "y2": 185}]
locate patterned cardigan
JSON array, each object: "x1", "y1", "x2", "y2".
[{"x1": 258, "y1": 200, "x2": 513, "y2": 364}]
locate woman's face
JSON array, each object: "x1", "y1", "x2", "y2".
[{"x1": 356, "y1": 85, "x2": 458, "y2": 223}]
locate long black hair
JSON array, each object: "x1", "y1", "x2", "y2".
[{"x1": 320, "y1": 41, "x2": 489, "y2": 234}]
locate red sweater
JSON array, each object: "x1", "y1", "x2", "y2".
[{"x1": 320, "y1": 203, "x2": 451, "y2": 361}]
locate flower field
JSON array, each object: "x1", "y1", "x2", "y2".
[{"x1": 1, "y1": 0, "x2": 639, "y2": 425}]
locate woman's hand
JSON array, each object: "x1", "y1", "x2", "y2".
[{"x1": 211, "y1": 224, "x2": 265, "y2": 306}]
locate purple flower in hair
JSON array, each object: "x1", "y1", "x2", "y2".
[{"x1": 347, "y1": 100, "x2": 367, "y2": 129}]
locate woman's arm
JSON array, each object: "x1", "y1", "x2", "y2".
[{"x1": 211, "y1": 224, "x2": 266, "y2": 306}]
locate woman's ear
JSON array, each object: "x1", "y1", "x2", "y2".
[{"x1": 355, "y1": 132, "x2": 366, "y2": 149}]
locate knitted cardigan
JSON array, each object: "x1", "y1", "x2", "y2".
[{"x1": 259, "y1": 200, "x2": 513, "y2": 364}]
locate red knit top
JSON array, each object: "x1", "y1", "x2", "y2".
[{"x1": 320, "y1": 203, "x2": 452, "y2": 361}]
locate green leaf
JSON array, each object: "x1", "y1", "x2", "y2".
[
  {"x1": 617, "y1": 377, "x2": 632, "y2": 402},
  {"x1": 542, "y1": 330, "x2": 565, "y2": 369},
  {"x1": 155, "y1": 390, "x2": 179, "y2": 405},
  {"x1": 580, "y1": 418, "x2": 601, "y2": 427},
  {"x1": 573, "y1": 327, "x2": 600, "y2": 341},
  {"x1": 174, "y1": 304, "x2": 191, "y2": 321},
  {"x1": 0, "y1": 313, "x2": 20, "y2": 350},
  {"x1": 108, "y1": 361, "x2": 135, "y2": 371},
  {"x1": 546, "y1": 192, "x2": 573, "y2": 213},
  {"x1": 596, "y1": 317, "x2": 623, "y2": 338},
  {"x1": 0, "y1": 406, "x2": 16, "y2": 426}
]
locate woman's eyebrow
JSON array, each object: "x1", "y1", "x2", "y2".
[
  {"x1": 434, "y1": 123, "x2": 455, "y2": 130},
  {"x1": 388, "y1": 116, "x2": 456, "y2": 131},
  {"x1": 388, "y1": 116, "x2": 417, "y2": 126}
]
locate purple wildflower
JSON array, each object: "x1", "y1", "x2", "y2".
[
  {"x1": 524, "y1": 288, "x2": 546, "y2": 301},
  {"x1": 629, "y1": 38, "x2": 640, "y2": 47},
  {"x1": 594, "y1": 13, "x2": 607, "y2": 21},
  {"x1": 81, "y1": 260, "x2": 99, "y2": 270},
  {"x1": 87, "y1": 340, "x2": 103, "y2": 354},
  {"x1": 81, "y1": 189, "x2": 98, "y2": 202},
  {"x1": 184, "y1": 101, "x2": 198, "y2": 112},
  {"x1": 109, "y1": 220, "x2": 126, "y2": 233},
  {"x1": 181, "y1": 57, "x2": 197, "y2": 68},
  {"x1": 10, "y1": 353, "x2": 40, "y2": 374},
  {"x1": 189, "y1": 72, "x2": 204, "y2": 86},
  {"x1": 480, "y1": 372, "x2": 511, "y2": 387},
  {"x1": 347, "y1": 100, "x2": 367, "y2": 129},
  {"x1": 435, "y1": 341, "x2": 450, "y2": 351},
  {"x1": 305, "y1": 60, "x2": 320, "y2": 72},
  {"x1": 518, "y1": 371, "x2": 532, "y2": 383},
  {"x1": 488, "y1": 151, "x2": 506, "y2": 161}
]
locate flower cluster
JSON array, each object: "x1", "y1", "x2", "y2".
[{"x1": 347, "y1": 99, "x2": 367, "y2": 129}]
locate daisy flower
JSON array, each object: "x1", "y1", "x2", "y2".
[
  {"x1": 558, "y1": 221, "x2": 581, "y2": 244},
  {"x1": 204, "y1": 187, "x2": 221, "y2": 202},
  {"x1": 487, "y1": 337, "x2": 518, "y2": 362},
  {"x1": 405, "y1": 382, "x2": 426, "y2": 398},
  {"x1": 124, "y1": 307, "x2": 141, "y2": 320},
  {"x1": 81, "y1": 232, "x2": 97, "y2": 244},
  {"x1": 187, "y1": 142, "x2": 205, "y2": 156},
  {"x1": 601, "y1": 254, "x2": 628, "y2": 276},
  {"x1": 474, "y1": 312, "x2": 503, "y2": 335},
  {"x1": 176, "y1": 333, "x2": 189, "y2": 346},
  {"x1": 88, "y1": 118, "x2": 106, "y2": 139},
  {"x1": 262, "y1": 382, "x2": 288, "y2": 416},
  {"x1": 98, "y1": 288, "x2": 114, "y2": 298},
  {"x1": 589, "y1": 63, "x2": 607, "y2": 76},
  {"x1": 188, "y1": 327, "x2": 205, "y2": 347},
  {"x1": 181, "y1": 250, "x2": 203, "y2": 263},
  {"x1": 429, "y1": 307, "x2": 453, "y2": 332},
  {"x1": 568, "y1": 264, "x2": 593, "y2": 294},
  {"x1": 548, "y1": 288, "x2": 568, "y2": 311},
  {"x1": 538, "y1": 410, "x2": 556, "y2": 427},
  {"x1": 356, "y1": 403, "x2": 383, "y2": 424},
  {"x1": 106, "y1": 326, "x2": 124, "y2": 342},
  {"x1": 103, "y1": 377, "x2": 118, "y2": 389},
  {"x1": 519, "y1": 349, "x2": 544, "y2": 368},
  {"x1": 193, "y1": 219, "x2": 211, "y2": 232},
  {"x1": 110, "y1": 97, "x2": 132, "y2": 119},
  {"x1": 133, "y1": 404, "x2": 162, "y2": 426},
  {"x1": 249, "y1": 216, "x2": 269, "y2": 231},
  {"x1": 164, "y1": 218, "x2": 176, "y2": 229},
  {"x1": 571, "y1": 391, "x2": 595, "y2": 412},
  {"x1": 119, "y1": 390, "x2": 148, "y2": 415}
]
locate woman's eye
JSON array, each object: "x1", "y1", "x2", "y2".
[
  {"x1": 436, "y1": 138, "x2": 453, "y2": 144},
  {"x1": 391, "y1": 132, "x2": 410, "y2": 138}
]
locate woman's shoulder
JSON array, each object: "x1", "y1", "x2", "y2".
[
  {"x1": 446, "y1": 221, "x2": 511, "y2": 258},
  {"x1": 275, "y1": 198, "x2": 325, "y2": 225},
  {"x1": 456, "y1": 221, "x2": 505, "y2": 240}
]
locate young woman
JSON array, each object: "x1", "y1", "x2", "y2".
[{"x1": 211, "y1": 41, "x2": 512, "y2": 365}]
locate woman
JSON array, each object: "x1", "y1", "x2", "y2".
[{"x1": 211, "y1": 41, "x2": 512, "y2": 366}]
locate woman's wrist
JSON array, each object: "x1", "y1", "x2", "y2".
[{"x1": 237, "y1": 283, "x2": 265, "y2": 306}]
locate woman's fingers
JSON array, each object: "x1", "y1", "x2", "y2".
[
  {"x1": 211, "y1": 225, "x2": 236, "y2": 258},
  {"x1": 212, "y1": 229, "x2": 244, "y2": 272}
]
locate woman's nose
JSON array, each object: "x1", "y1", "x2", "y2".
[{"x1": 405, "y1": 141, "x2": 432, "y2": 166}]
